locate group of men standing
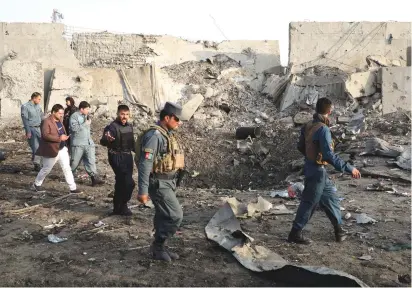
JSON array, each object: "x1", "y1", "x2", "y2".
[
  {"x1": 21, "y1": 94, "x2": 103, "y2": 194},
  {"x1": 20, "y1": 92, "x2": 361, "y2": 262}
]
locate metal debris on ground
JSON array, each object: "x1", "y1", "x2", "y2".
[
  {"x1": 356, "y1": 213, "x2": 377, "y2": 224},
  {"x1": 205, "y1": 200, "x2": 367, "y2": 287},
  {"x1": 47, "y1": 234, "x2": 68, "y2": 243}
]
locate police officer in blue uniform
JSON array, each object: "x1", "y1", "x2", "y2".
[
  {"x1": 137, "y1": 102, "x2": 184, "y2": 262},
  {"x1": 288, "y1": 97, "x2": 361, "y2": 244}
]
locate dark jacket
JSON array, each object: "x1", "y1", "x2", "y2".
[
  {"x1": 63, "y1": 105, "x2": 78, "y2": 135},
  {"x1": 36, "y1": 115, "x2": 67, "y2": 158}
]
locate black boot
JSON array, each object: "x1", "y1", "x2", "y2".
[
  {"x1": 109, "y1": 201, "x2": 122, "y2": 216},
  {"x1": 334, "y1": 225, "x2": 348, "y2": 242},
  {"x1": 91, "y1": 176, "x2": 104, "y2": 187},
  {"x1": 119, "y1": 204, "x2": 132, "y2": 216},
  {"x1": 150, "y1": 240, "x2": 172, "y2": 262},
  {"x1": 287, "y1": 228, "x2": 311, "y2": 244}
]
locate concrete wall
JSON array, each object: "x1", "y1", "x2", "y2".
[
  {"x1": 0, "y1": 22, "x2": 80, "y2": 117},
  {"x1": 0, "y1": 23, "x2": 79, "y2": 69},
  {"x1": 289, "y1": 22, "x2": 411, "y2": 73},
  {"x1": 72, "y1": 33, "x2": 281, "y2": 73},
  {"x1": 381, "y1": 67, "x2": 411, "y2": 114}
]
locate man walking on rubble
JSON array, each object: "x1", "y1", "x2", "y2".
[
  {"x1": 63, "y1": 96, "x2": 78, "y2": 153},
  {"x1": 136, "y1": 102, "x2": 185, "y2": 262},
  {"x1": 70, "y1": 101, "x2": 104, "y2": 187},
  {"x1": 21, "y1": 92, "x2": 44, "y2": 171},
  {"x1": 288, "y1": 97, "x2": 361, "y2": 244},
  {"x1": 100, "y1": 105, "x2": 135, "y2": 216},
  {"x1": 32, "y1": 104, "x2": 80, "y2": 193}
]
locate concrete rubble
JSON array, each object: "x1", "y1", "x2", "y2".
[{"x1": 0, "y1": 21, "x2": 411, "y2": 287}]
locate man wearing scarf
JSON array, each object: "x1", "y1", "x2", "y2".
[{"x1": 288, "y1": 97, "x2": 361, "y2": 244}]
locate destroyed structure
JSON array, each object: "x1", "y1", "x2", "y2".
[{"x1": 0, "y1": 21, "x2": 411, "y2": 287}]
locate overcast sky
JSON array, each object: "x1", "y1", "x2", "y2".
[{"x1": 1, "y1": 0, "x2": 411, "y2": 65}]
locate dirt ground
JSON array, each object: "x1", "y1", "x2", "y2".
[{"x1": 0, "y1": 117, "x2": 411, "y2": 287}]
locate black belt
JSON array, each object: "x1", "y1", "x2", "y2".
[
  {"x1": 150, "y1": 172, "x2": 177, "y2": 180},
  {"x1": 30, "y1": 125, "x2": 40, "y2": 128},
  {"x1": 108, "y1": 149, "x2": 132, "y2": 155}
]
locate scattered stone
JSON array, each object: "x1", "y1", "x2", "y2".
[
  {"x1": 233, "y1": 159, "x2": 240, "y2": 166},
  {"x1": 337, "y1": 116, "x2": 350, "y2": 124},
  {"x1": 358, "y1": 255, "x2": 372, "y2": 261},
  {"x1": 211, "y1": 110, "x2": 223, "y2": 118},
  {"x1": 356, "y1": 213, "x2": 377, "y2": 224},
  {"x1": 47, "y1": 234, "x2": 68, "y2": 243},
  {"x1": 204, "y1": 87, "x2": 215, "y2": 98},
  {"x1": 293, "y1": 111, "x2": 312, "y2": 125},
  {"x1": 260, "y1": 112, "x2": 269, "y2": 120}
]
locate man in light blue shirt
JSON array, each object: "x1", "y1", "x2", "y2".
[
  {"x1": 69, "y1": 101, "x2": 104, "y2": 187},
  {"x1": 21, "y1": 92, "x2": 44, "y2": 171}
]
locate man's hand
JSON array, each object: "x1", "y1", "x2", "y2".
[
  {"x1": 26, "y1": 133, "x2": 32, "y2": 139},
  {"x1": 137, "y1": 194, "x2": 149, "y2": 204},
  {"x1": 351, "y1": 168, "x2": 361, "y2": 179},
  {"x1": 60, "y1": 134, "x2": 70, "y2": 141},
  {"x1": 105, "y1": 131, "x2": 115, "y2": 142}
]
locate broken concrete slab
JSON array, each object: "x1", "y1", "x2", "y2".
[
  {"x1": 361, "y1": 138, "x2": 404, "y2": 158},
  {"x1": 381, "y1": 67, "x2": 411, "y2": 114},
  {"x1": 205, "y1": 201, "x2": 367, "y2": 287},
  {"x1": 262, "y1": 75, "x2": 290, "y2": 103},
  {"x1": 345, "y1": 71, "x2": 377, "y2": 98},
  {"x1": 180, "y1": 94, "x2": 204, "y2": 121},
  {"x1": 360, "y1": 166, "x2": 411, "y2": 183}
]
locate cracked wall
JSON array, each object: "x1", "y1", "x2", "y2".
[
  {"x1": 289, "y1": 22, "x2": 411, "y2": 73},
  {"x1": 71, "y1": 33, "x2": 281, "y2": 73}
]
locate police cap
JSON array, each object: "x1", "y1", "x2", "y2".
[{"x1": 162, "y1": 102, "x2": 182, "y2": 118}]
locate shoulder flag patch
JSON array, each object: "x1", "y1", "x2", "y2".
[{"x1": 145, "y1": 152, "x2": 153, "y2": 160}]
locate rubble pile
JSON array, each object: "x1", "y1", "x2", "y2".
[{"x1": 125, "y1": 55, "x2": 300, "y2": 189}]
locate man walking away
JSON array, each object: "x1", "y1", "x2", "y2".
[
  {"x1": 100, "y1": 105, "x2": 135, "y2": 216},
  {"x1": 70, "y1": 101, "x2": 104, "y2": 187},
  {"x1": 32, "y1": 104, "x2": 80, "y2": 194},
  {"x1": 63, "y1": 96, "x2": 78, "y2": 152},
  {"x1": 288, "y1": 97, "x2": 361, "y2": 244},
  {"x1": 21, "y1": 92, "x2": 44, "y2": 171},
  {"x1": 137, "y1": 102, "x2": 185, "y2": 262}
]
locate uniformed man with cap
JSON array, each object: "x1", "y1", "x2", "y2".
[
  {"x1": 136, "y1": 102, "x2": 185, "y2": 262},
  {"x1": 100, "y1": 104, "x2": 135, "y2": 216}
]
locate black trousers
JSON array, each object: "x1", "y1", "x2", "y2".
[{"x1": 108, "y1": 152, "x2": 135, "y2": 211}]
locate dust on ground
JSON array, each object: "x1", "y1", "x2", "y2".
[{"x1": 0, "y1": 112, "x2": 410, "y2": 286}]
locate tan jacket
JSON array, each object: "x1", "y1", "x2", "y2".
[{"x1": 36, "y1": 115, "x2": 66, "y2": 158}]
